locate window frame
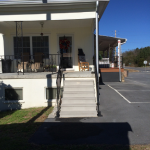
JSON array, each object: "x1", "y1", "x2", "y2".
[
  {"x1": 3, "y1": 87, "x2": 25, "y2": 104},
  {"x1": 13, "y1": 36, "x2": 31, "y2": 59},
  {"x1": 32, "y1": 36, "x2": 49, "y2": 58},
  {"x1": 13, "y1": 34, "x2": 50, "y2": 59},
  {"x1": 45, "y1": 87, "x2": 63, "y2": 100}
]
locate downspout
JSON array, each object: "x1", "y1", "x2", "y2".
[
  {"x1": 121, "y1": 39, "x2": 127, "y2": 45},
  {"x1": 96, "y1": 1, "x2": 100, "y2": 115},
  {"x1": 96, "y1": 1, "x2": 99, "y2": 84}
]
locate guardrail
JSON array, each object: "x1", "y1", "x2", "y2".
[{"x1": 0, "y1": 54, "x2": 60, "y2": 75}]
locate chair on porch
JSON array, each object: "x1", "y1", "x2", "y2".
[
  {"x1": 18, "y1": 52, "x2": 30, "y2": 72},
  {"x1": 32, "y1": 52, "x2": 44, "y2": 72},
  {"x1": 78, "y1": 49, "x2": 89, "y2": 71}
]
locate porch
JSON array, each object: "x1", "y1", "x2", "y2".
[
  {"x1": 0, "y1": 71, "x2": 95, "y2": 79},
  {"x1": 0, "y1": 19, "x2": 95, "y2": 73}
]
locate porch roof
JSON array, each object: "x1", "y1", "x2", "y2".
[
  {"x1": 98, "y1": 35, "x2": 127, "y2": 51},
  {"x1": 0, "y1": 0, "x2": 109, "y2": 22}
]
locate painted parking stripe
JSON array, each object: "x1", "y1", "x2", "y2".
[
  {"x1": 118, "y1": 90, "x2": 150, "y2": 91},
  {"x1": 107, "y1": 85, "x2": 131, "y2": 103},
  {"x1": 108, "y1": 85, "x2": 150, "y2": 104}
]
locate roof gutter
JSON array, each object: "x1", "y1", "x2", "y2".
[{"x1": 121, "y1": 38, "x2": 127, "y2": 45}]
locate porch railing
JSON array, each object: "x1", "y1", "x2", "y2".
[
  {"x1": 0, "y1": 54, "x2": 60, "y2": 75},
  {"x1": 99, "y1": 56, "x2": 123, "y2": 68}
]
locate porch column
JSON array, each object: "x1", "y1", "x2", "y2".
[
  {"x1": 118, "y1": 40, "x2": 121, "y2": 81},
  {"x1": 0, "y1": 33, "x2": 4, "y2": 73},
  {"x1": 96, "y1": 1, "x2": 100, "y2": 111},
  {"x1": 0, "y1": 33, "x2": 4, "y2": 56},
  {"x1": 96, "y1": 1, "x2": 99, "y2": 81}
]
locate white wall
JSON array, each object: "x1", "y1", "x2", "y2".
[
  {"x1": 2, "y1": 23, "x2": 94, "y2": 71},
  {"x1": 0, "y1": 78, "x2": 60, "y2": 111}
]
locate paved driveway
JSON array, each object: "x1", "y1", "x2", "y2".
[
  {"x1": 102, "y1": 71, "x2": 150, "y2": 144},
  {"x1": 125, "y1": 66, "x2": 150, "y2": 72}
]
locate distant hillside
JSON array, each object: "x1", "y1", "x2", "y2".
[{"x1": 122, "y1": 46, "x2": 150, "y2": 67}]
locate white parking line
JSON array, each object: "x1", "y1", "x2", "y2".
[
  {"x1": 107, "y1": 85, "x2": 150, "y2": 104},
  {"x1": 125, "y1": 79, "x2": 148, "y2": 86},
  {"x1": 131, "y1": 102, "x2": 150, "y2": 103},
  {"x1": 107, "y1": 85, "x2": 131, "y2": 103},
  {"x1": 118, "y1": 90, "x2": 150, "y2": 91}
]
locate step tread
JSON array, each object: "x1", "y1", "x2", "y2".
[
  {"x1": 60, "y1": 111, "x2": 97, "y2": 117},
  {"x1": 61, "y1": 104, "x2": 96, "y2": 106},
  {"x1": 63, "y1": 91, "x2": 95, "y2": 94},
  {"x1": 65, "y1": 80, "x2": 94, "y2": 82},
  {"x1": 62, "y1": 100, "x2": 95, "y2": 103},
  {"x1": 64, "y1": 85, "x2": 94, "y2": 87},
  {"x1": 62, "y1": 97, "x2": 96, "y2": 100}
]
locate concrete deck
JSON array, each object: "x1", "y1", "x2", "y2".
[{"x1": 0, "y1": 71, "x2": 95, "y2": 79}]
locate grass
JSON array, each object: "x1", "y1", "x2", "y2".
[
  {"x1": 0, "y1": 107, "x2": 150, "y2": 150},
  {"x1": 0, "y1": 107, "x2": 53, "y2": 150}
]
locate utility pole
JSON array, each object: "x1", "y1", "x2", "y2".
[{"x1": 115, "y1": 30, "x2": 116, "y2": 57}]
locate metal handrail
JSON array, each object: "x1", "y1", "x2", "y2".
[
  {"x1": 94, "y1": 55, "x2": 100, "y2": 116},
  {"x1": 56, "y1": 53, "x2": 63, "y2": 117}
]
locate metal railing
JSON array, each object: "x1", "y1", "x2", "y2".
[
  {"x1": 0, "y1": 54, "x2": 60, "y2": 75},
  {"x1": 99, "y1": 56, "x2": 123, "y2": 68},
  {"x1": 56, "y1": 53, "x2": 63, "y2": 117},
  {"x1": 93, "y1": 55, "x2": 100, "y2": 116}
]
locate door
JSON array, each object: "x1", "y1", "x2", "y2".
[{"x1": 59, "y1": 36, "x2": 72, "y2": 68}]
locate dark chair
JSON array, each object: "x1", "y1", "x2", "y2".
[
  {"x1": 78, "y1": 49, "x2": 89, "y2": 71},
  {"x1": 32, "y1": 52, "x2": 44, "y2": 71}
]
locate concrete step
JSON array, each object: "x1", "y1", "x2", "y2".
[
  {"x1": 59, "y1": 79, "x2": 96, "y2": 118},
  {"x1": 65, "y1": 80, "x2": 93, "y2": 82},
  {"x1": 61, "y1": 103, "x2": 96, "y2": 107},
  {"x1": 63, "y1": 92, "x2": 95, "y2": 98},
  {"x1": 61, "y1": 97, "x2": 95, "y2": 100},
  {"x1": 62, "y1": 99, "x2": 95, "y2": 104},
  {"x1": 65, "y1": 81, "x2": 93, "y2": 86},
  {"x1": 61, "y1": 106, "x2": 96, "y2": 111},
  {"x1": 64, "y1": 87, "x2": 94, "y2": 92},
  {"x1": 64, "y1": 85, "x2": 94, "y2": 88},
  {"x1": 60, "y1": 111, "x2": 97, "y2": 118}
]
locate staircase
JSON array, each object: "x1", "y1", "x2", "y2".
[{"x1": 60, "y1": 79, "x2": 97, "y2": 118}]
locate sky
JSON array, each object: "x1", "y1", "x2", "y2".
[{"x1": 99, "y1": 0, "x2": 150, "y2": 53}]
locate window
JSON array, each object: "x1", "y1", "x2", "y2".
[
  {"x1": 46, "y1": 88, "x2": 63, "y2": 99},
  {"x1": 5, "y1": 88, "x2": 23, "y2": 100},
  {"x1": 14, "y1": 37, "x2": 30, "y2": 59},
  {"x1": 32, "y1": 36, "x2": 49, "y2": 58}
]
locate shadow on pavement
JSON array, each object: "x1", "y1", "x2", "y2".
[{"x1": 29, "y1": 118, "x2": 132, "y2": 147}]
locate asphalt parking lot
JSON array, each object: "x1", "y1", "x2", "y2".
[
  {"x1": 100, "y1": 71, "x2": 150, "y2": 145},
  {"x1": 125, "y1": 66, "x2": 150, "y2": 72},
  {"x1": 107, "y1": 72, "x2": 150, "y2": 103}
]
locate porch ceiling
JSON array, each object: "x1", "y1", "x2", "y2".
[{"x1": 0, "y1": 19, "x2": 94, "y2": 29}]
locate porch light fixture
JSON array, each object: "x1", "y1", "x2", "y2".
[{"x1": 40, "y1": 22, "x2": 44, "y2": 40}]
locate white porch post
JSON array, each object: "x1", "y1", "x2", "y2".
[
  {"x1": 0, "y1": 33, "x2": 4, "y2": 73},
  {"x1": 96, "y1": 0, "x2": 99, "y2": 110},
  {"x1": 118, "y1": 40, "x2": 121, "y2": 81},
  {"x1": 96, "y1": 1, "x2": 99, "y2": 84}
]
